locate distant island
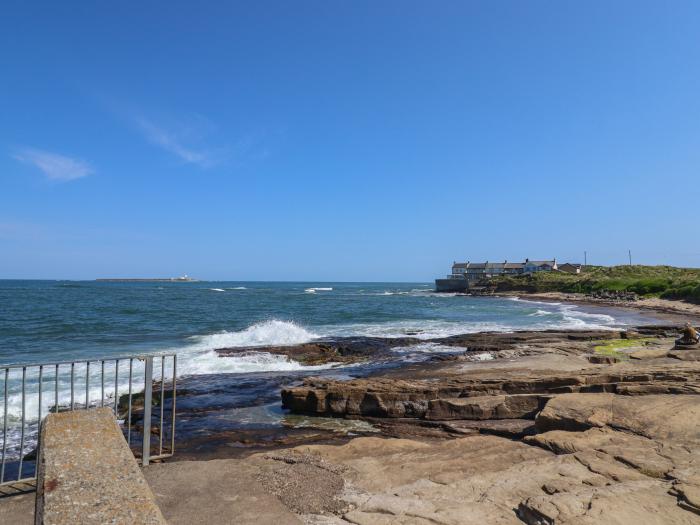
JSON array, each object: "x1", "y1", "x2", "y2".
[{"x1": 95, "y1": 275, "x2": 198, "y2": 282}]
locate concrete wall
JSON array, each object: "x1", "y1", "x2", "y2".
[
  {"x1": 35, "y1": 408, "x2": 166, "y2": 525},
  {"x1": 435, "y1": 278, "x2": 470, "y2": 292}
]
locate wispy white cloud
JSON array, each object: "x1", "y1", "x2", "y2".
[
  {"x1": 13, "y1": 148, "x2": 93, "y2": 181},
  {"x1": 134, "y1": 116, "x2": 215, "y2": 168},
  {"x1": 103, "y1": 96, "x2": 272, "y2": 169}
]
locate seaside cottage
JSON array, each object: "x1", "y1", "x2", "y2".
[{"x1": 558, "y1": 263, "x2": 582, "y2": 274}]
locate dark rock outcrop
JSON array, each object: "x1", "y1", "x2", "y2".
[
  {"x1": 281, "y1": 366, "x2": 700, "y2": 418},
  {"x1": 215, "y1": 337, "x2": 420, "y2": 365}
]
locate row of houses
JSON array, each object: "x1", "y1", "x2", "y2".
[
  {"x1": 436, "y1": 258, "x2": 582, "y2": 292},
  {"x1": 447, "y1": 259, "x2": 582, "y2": 281}
]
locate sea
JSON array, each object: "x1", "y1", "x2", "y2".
[
  {"x1": 0, "y1": 280, "x2": 658, "y2": 472},
  {"x1": 0, "y1": 280, "x2": 655, "y2": 366}
]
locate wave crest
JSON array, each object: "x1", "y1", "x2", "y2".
[{"x1": 187, "y1": 320, "x2": 318, "y2": 350}]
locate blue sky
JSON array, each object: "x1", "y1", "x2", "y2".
[{"x1": 1, "y1": 1, "x2": 699, "y2": 281}]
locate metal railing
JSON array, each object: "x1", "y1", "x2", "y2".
[{"x1": 0, "y1": 354, "x2": 177, "y2": 491}]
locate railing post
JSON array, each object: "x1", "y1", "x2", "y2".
[{"x1": 142, "y1": 357, "x2": 153, "y2": 466}]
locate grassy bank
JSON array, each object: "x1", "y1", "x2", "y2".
[{"x1": 490, "y1": 265, "x2": 700, "y2": 303}]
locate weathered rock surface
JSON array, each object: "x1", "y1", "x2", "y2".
[
  {"x1": 251, "y1": 430, "x2": 700, "y2": 524},
  {"x1": 517, "y1": 479, "x2": 694, "y2": 525},
  {"x1": 629, "y1": 347, "x2": 670, "y2": 359},
  {"x1": 268, "y1": 327, "x2": 700, "y2": 523},
  {"x1": 535, "y1": 393, "x2": 700, "y2": 442},
  {"x1": 425, "y1": 394, "x2": 547, "y2": 420},
  {"x1": 282, "y1": 365, "x2": 700, "y2": 418},
  {"x1": 670, "y1": 349, "x2": 700, "y2": 361}
]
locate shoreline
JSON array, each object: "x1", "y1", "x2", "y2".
[
  {"x1": 4, "y1": 317, "x2": 700, "y2": 523},
  {"x1": 160, "y1": 323, "x2": 700, "y2": 523},
  {"x1": 171, "y1": 324, "x2": 684, "y2": 461},
  {"x1": 496, "y1": 290, "x2": 700, "y2": 323}
]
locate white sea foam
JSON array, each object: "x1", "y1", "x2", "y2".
[
  {"x1": 228, "y1": 286, "x2": 247, "y2": 290},
  {"x1": 509, "y1": 296, "x2": 562, "y2": 306},
  {"x1": 169, "y1": 320, "x2": 325, "y2": 376},
  {"x1": 391, "y1": 342, "x2": 462, "y2": 354},
  {"x1": 304, "y1": 287, "x2": 333, "y2": 293},
  {"x1": 314, "y1": 320, "x2": 515, "y2": 340},
  {"x1": 468, "y1": 352, "x2": 495, "y2": 361},
  {"x1": 209, "y1": 288, "x2": 226, "y2": 292},
  {"x1": 370, "y1": 290, "x2": 463, "y2": 297},
  {"x1": 185, "y1": 320, "x2": 317, "y2": 349},
  {"x1": 0, "y1": 360, "x2": 145, "y2": 433},
  {"x1": 555, "y1": 305, "x2": 617, "y2": 330}
]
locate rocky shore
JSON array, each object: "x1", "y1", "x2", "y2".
[
  {"x1": 5, "y1": 321, "x2": 700, "y2": 524},
  {"x1": 245, "y1": 324, "x2": 698, "y2": 524},
  {"x1": 152, "y1": 320, "x2": 700, "y2": 524}
]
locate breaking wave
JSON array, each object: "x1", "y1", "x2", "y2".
[
  {"x1": 170, "y1": 320, "x2": 330, "y2": 380},
  {"x1": 559, "y1": 306, "x2": 616, "y2": 329},
  {"x1": 185, "y1": 320, "x2": 318, "y2": 349}
]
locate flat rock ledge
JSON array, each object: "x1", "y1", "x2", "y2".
[
  {"x1": 249, "y1": 400, "x2": 700, "y2": 524},
  {"x1": 282, "y1": 365, "x2": 700, "y2": 419},
  {"x1": 273, "y1": 341, "x2": 700, "y2": 524},
  {"x1": 36, "y1": 408, "x2": 166, "y2": 525}
]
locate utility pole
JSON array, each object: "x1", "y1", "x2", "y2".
[
  {"x1": 628, "y1": 250, "x2": 632, "y2": 266},
  {"x1": 584, "y1": 251, "x2": 587, "y2": 268}
]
